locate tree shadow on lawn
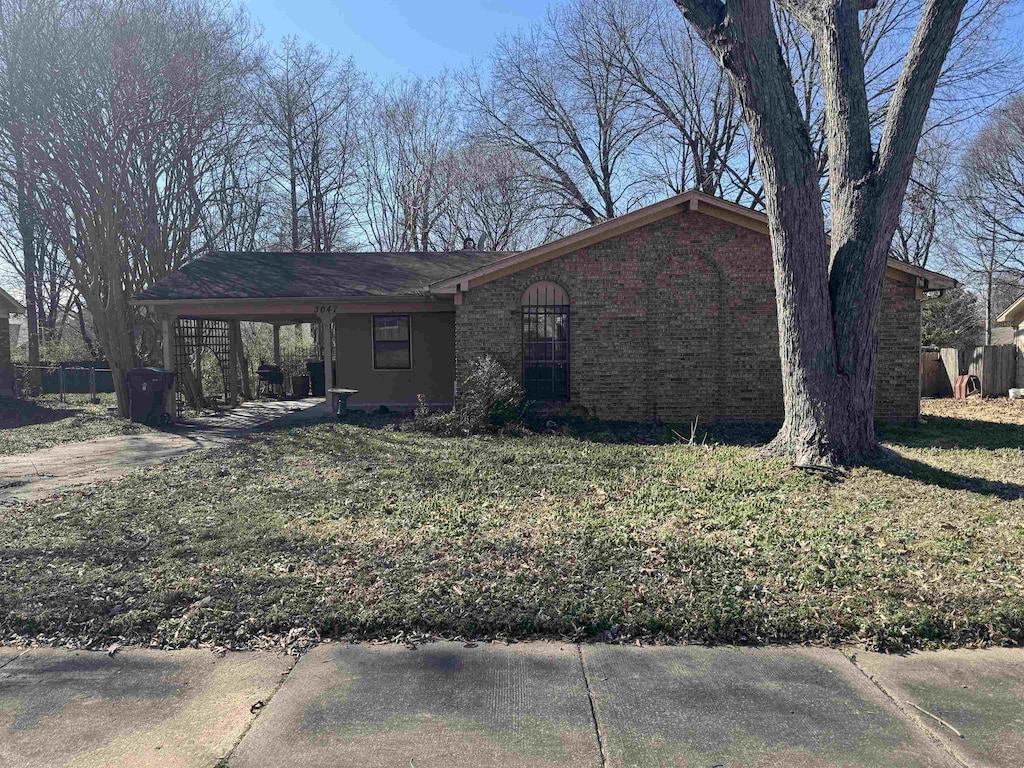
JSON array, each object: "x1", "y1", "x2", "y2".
[
  {"x1": 542, "y1": 414, "x2": 1024, "y2": 499},
  {"x1": 879, "y1": 415, "x2": 1024, "y2": 451},
  {"x1": 864, "y1": 447, "x2": 1024, "y2": 500},
  {"x1": 0, "y1": 397, "x2": 77, "y2": 430}
]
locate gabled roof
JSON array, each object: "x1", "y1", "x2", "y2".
[
  {"x1": 997, "y1": 292, "x2": 1024, "y2": 326},
  {"x1": 0, "y1": 285, "x2": 25, "y2": 314},
  {"x1": 430, "y1": 189, "x2": 957, "y2": 293},
  {"x1": 136, "y1": 250, "x2": 510, "y2": 302}
]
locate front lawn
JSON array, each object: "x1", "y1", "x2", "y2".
[
  {"x1": 0, "y1": 399, "x2": 1022, "y2": 652},
  {"x1": 0, "y1": 394, "x2": 149, "y2": 456}
]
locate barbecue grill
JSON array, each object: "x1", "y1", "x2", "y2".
[{"x1": 256, "y1": 362, "x2": 284, "y2": 398}]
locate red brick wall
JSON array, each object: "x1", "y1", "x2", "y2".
[
  {"x1": 456, "y1": 209, "x2": 922, "y2": 423},
  {"x1": 876, "y1": 276, "x2": 922, "y2": 420}
]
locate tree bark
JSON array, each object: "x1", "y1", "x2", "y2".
[{"x1": 675, "y1": 0, "x2": 967, "y2": 464}]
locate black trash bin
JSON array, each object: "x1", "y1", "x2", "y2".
[
  {"x1": 126, "y1": 368, "x2": 175, "y2": 426},
  {"x1": 306, "y1": 360, "x2": 336, "y2": 397}
]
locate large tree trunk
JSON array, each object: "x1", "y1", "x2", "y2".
[{"x1": 676, "y1": 0, "x2": 967, "y2": 464}]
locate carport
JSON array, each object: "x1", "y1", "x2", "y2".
[{"x1": 134, "y1": 250, "x2": 499, "y2": 418}]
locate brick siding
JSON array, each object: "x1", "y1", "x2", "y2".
[{"x1": 456, "y1": 208, "x2": 922, "y2": 423}]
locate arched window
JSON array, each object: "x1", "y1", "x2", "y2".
[{"x1": 522, "y1": 281, "x2": 570, "y2": 400}]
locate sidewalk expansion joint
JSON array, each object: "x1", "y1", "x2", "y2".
[
  {"x1": 576, "y1": 645, "x2": 608, "y2": 768},
  {"x1": 215, "y1": 651, "x2": 302, "y2": 768},
  {"x1": 0, "y1": 648, "x2": 30, "y2": 671},
  {"x1": 841, "y1": 651, "x2": 971, "y2": 768}
]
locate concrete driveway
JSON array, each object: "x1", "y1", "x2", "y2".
[
  {"x1": 2, "y1": 642, "x2": 1021, "y2": 768},
  {"x1": 0, "y1": 398, "x2": 325, "y2": 504}
]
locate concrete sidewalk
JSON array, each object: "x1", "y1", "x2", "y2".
[
  {"x1": 2, "y1": 643, "x2": 1021, "y2": 768},
  {"x1": 0, "y1": 398, "x2": 325, "y2": 504}
]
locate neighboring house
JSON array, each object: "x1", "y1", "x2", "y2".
[
  {"x1": 990, "y1": 326, "x2": 1015, "y2": 346},
  {"x1": 137, "y1": 191, "x2": 956, "y2": 423},
  {"x1": 0, "y1": 286, "x2": 27, "y2": 397},
  {"x1": 996, "y1": 293, "x2": 1024, "y2": 389}
]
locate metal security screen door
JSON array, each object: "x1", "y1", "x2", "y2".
[{"x1": 522, "y1": 282, "x2": 569, "y2": 400}]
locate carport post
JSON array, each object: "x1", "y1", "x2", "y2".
[
  {"x1": 161, "y1": 315, "x2": 177, "y2": 418},
  {"x1": 228, "y1": 320, "x2": 240, "y2": 406},
  {"x1": 317, "y1": 309, "x2": 336, "y2": 408}
]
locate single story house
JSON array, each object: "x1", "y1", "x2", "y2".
[
  {"x1": 997, "y1": 293, "x2": 1024, "y2": 387},
  {"x1": 0, "y1": 286, "x2": 26, "y2": 397},
  {"x1": 136, "y1": 190, "x2": 956, "y2": 423}
]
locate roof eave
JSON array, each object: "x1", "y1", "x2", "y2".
[
  {"x1": 885, "y1": 259, "x2": 957, "y2": 291},
  {"x1": 0, "y1": 285, "x2": 26, "y2": 314},
  {"x1": 430, "y1": 191, "x2": 703, "y2": 293},
  {"x1": 130, "y1": 292, "x2": 448, "y2": 306},
  {"x1": 428, "y1": 189, "x2": 958, "y2": 295},
  {"x1": 996, "y1": 293, "x2": 1024, "y2": 326}
]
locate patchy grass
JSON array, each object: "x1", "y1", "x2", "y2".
[
  {"x1": 0, "y1": 399, "x2": 1021, "y2": 652},
  {"x1": 0, "y1": 394, "x2": 149, "y2": 456}
]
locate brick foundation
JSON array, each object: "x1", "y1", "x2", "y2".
[{"x1": 456, "y1": 209, "x2": 922, "y2": 423}]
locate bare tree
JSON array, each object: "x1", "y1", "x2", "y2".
[
  {"x1": 0, "y1": 197, "x2": 85, "y2": 354},
  {"x1": 891, "y1": 131, "x2": 959, "y2": 267},
  {"x1": 946, "y1": 221, "x2": 1024, "y2": 344},
  {"x1": 432, "y1": 144, "x2": 553, "y2": 251},
  {"x1": 355, "y1": 75, "x2": 459, "y2": 251},
  {"x1": 463, "y1": 0, "x2": 657, "y2": 228},
  {"x1": 674, "y1": 0, "x2": 971, "y2": 464},
  {"x1": 778, "y1": 0, "x2": 1018, "y2": 185},
  {"x1": 953, "y1": 106, "x2": 1024, "y2": 341},
  {"x1": 0, "y1": 0, "x2": 66, "y2": 389},
  {"x1": 200, "y1": 114, "x2": 278, "y2": 252},
  {"x1": 254, "y1": 38, "x2": 361, "y2": 253},
  {"x1": 593, "y1": 0, "x2": 761, "y2": 205},
  {"x1": 26, "y1": 0, "x2": 257, "y2": 414}
]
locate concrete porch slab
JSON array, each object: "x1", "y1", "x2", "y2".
[
  {"x1": 171, "y1": 397, "x2": 325, "y2": 438},
  {"x1": 581, "y1": 645, "x2": 959, "y2": 768},
  {"x1": 0, "y1": 648, "x2": 293, "y2": 768},
  {"x1": 228, "y1": 641, "x2": 601, "y2": 768},
  {"x1": 855, "y1": 648, "x2": 1024, "y2": 768}
]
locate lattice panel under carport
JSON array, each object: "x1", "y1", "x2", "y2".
[{"x1": 172, "y1": 318, "x2": 233, "y2": 417}]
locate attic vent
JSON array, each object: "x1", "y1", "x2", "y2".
[{"x1": 462, "y1": 237, "x2": 476, "y2": 250}]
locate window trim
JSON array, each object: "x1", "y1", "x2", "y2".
[{"x1": 371, "y1": 314, "x2": 413, "y2": 371}]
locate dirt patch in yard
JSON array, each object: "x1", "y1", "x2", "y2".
[
  {"x1": 922, "y1": 396, "x2": 1024, "y2": 425},
  {"x1": 0, "y1": 394, "x2": 149, "y2": 456}
]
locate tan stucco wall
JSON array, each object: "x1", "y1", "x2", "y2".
[
  {"x1": 1017, "y1": 326, "x2": 1024, "y2": 388},
  {"x1": 333, "y1": 311, "x2": 455, "y2": 408}
]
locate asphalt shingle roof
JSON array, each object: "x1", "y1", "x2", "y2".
[{"x1": 135, "y1": 250, "x2": 508, "y2": 302}]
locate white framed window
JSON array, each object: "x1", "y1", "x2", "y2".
[{"x1": 372, "y1": 314, "x2": 412, "y2": 370}]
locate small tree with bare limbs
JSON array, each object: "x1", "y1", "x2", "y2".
[{"x1": 672, "y1": 0, "x2": 972, "y2": 464}]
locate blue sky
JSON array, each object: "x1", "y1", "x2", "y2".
[{"x1": 243, "y1": 0, "x2": 550, "y2": 79}]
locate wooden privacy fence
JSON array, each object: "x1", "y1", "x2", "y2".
[
  {"x1": 968, "y1": 345, "x2": 1017, "y2": 396},
  {"x1": 921, "y1": 345, "x2": 1020, "y2": 398}
]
